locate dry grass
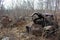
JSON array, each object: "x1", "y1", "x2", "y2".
[{"x1": 0, "y1": 15, "x2": 60, "y2": 40}]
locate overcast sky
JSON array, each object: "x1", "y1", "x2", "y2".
[
  {"x1": 1, "y1": 0, "x2": 57, "y2": 10},
  {"x1": 2, "y1": 0, "x2": 45, "y2": 10}
]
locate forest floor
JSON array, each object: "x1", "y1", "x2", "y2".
[
  {"x1": 0, "y1": 19, "x2": 46, "y2": 40},
  {"x1": 0, "y1": 16, "x2": 60, "y2": 40}
]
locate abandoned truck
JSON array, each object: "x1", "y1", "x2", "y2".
[{"x1": 26, "y1": 12, "x2": 59, "y2": 38}]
